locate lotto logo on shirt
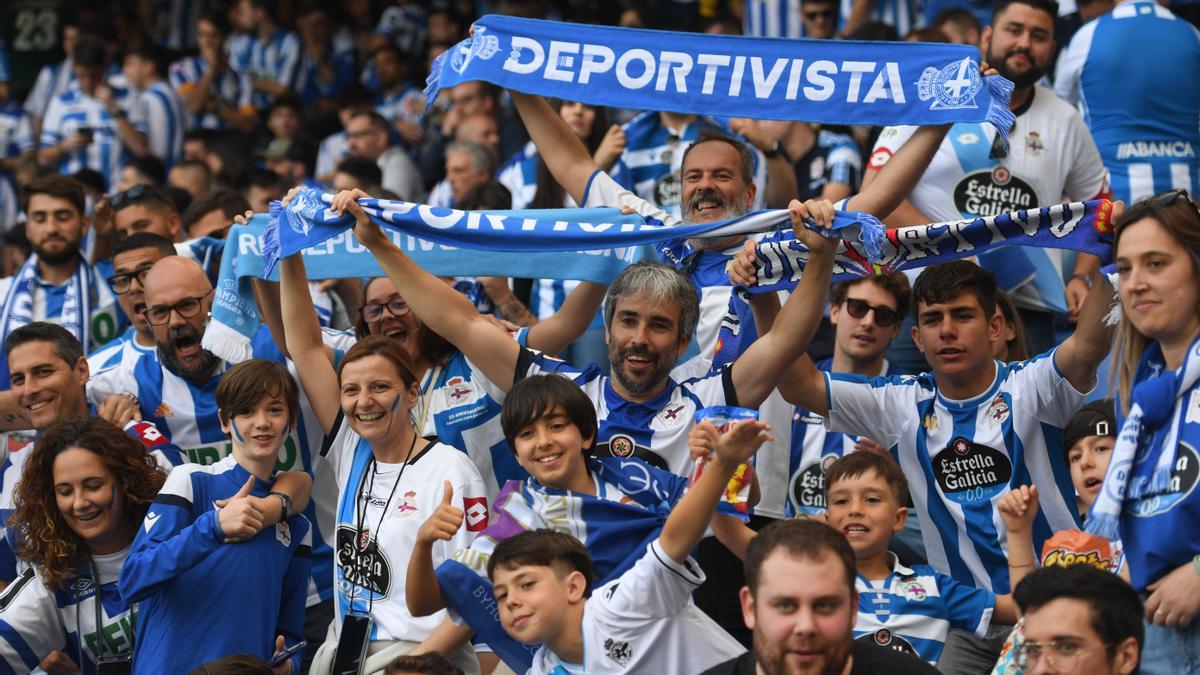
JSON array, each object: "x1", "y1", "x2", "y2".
[
  {"x1": 933, "y1": 437, "x2": 1012, "y2": 504},
  {"x1": 464, "y1": 497, "x2": 488, "y2": 532}
]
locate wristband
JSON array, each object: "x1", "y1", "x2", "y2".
[
  {"x1": 268, "y1": 491, "x2": 294, "y2": 519},
  {"x1": 1192, "y1": 554, "x2": 1200, "y2": 577}
]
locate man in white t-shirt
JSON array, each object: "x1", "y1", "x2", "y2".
[
  {"x1": 486, "y1": 417, "x2": 769, "y2": 674},
  {"x1": 864, "y1": 0, "x2": 1111, "y2": 363}
]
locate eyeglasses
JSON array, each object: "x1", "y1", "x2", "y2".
[
  {"x1": 1015, "y1": 639, "x2": 1112, "y2": 671},
  {"x1": 110, "y1": 184, "x2": 150, "y2": 210},
  {"x1": 804, "y1": 9, "x2": 836, "y2": 20},
  {"x1": 144, "y1": 290, "x2": 213, "y2": 326},
  {"x1": 843, "y1": 298, "x2": 899, "y2": 327},
  {"x1": 360, "y1": 297, "x2": 411, "y2": 322},
  {"x1": 106, "y1": 265, "x2": 153, "y2": 294}
]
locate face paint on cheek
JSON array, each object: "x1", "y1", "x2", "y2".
[
  {"x1": 390, "y1": 395, "x2": 402, "y2": 414},
  {"x1": 231, "y1": 423, "x2": 245, "y2": 443}
]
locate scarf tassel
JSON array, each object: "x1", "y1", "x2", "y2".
[
  {"x1": 986, "y1": 75, "x2": 1017, "y2": 145},
  {"x1": 263, "y1": 201, "x2": 285, "y2": 276}
]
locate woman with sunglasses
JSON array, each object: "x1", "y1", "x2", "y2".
[
  {"x1": 278, "y1": 248, "x2": 486, "y2": 674},
  {"x1": 1104, "y1": 189, "x2": 1200, "y2": 670},
  {"x1": 0, "y1": 417, "x2": 165, "y2": 674}
]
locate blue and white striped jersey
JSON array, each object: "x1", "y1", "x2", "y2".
[
  {"x1": 130, "y1": 80, "x2": 189, "y2": 166},
  {"x1": 373, "y1": 85, "x2": 424, "y2": 127},
  {"x1": 294, "y1": 42, "x2": 358, "y2": 104},
  {"x1": 840, "y1": 0, "x2": 923, "y2": 36},
  {"x1": 168, "y1": 55, "x2": 254, "y2": 130},
  {"x1": 86, "y1": 326, "x2": 156, "y2": 372},
  {"x1": 0, "y1": 549, "x2": 139, "y2": 675},
  {"x1": 0, "y1": 263, "x2": 125, "y2": 356},
  {"x1": 793, "y1": 128, "x2": 863, "y2": 201},
  {"x1": 39, "y1": 88, "x2": 129, "y2": 190},
  {"x1": 611, "y1": 112, "x2": 768, "y2": 220},
  {"x1": 228, "y1": 29, "x2": 302, "y2": 107},
  {"x1": 787, "y1": 358, "x2": 895, "y2": 517},
  {"x1": 119, "y1": 456, "x2": 310, "y2": 674},
  {"x1": 24, "y1": 59, "x2": 75, "y2": 120},
  {"x1": 743, "y1": 0, "x2": 805, "y2": 37},
  {"x1": 1054, "y1": 0, "x2": 1200, "y2": 203},
  {"x1": 315, "y1": 130, "x2": 348, "y2": 181},
  {"x1": 0, "y1": 100, "x2": 33, "y2": 233},
  {"x1": 153, "y1": 0, "x2": 209, "y2": 50},
  {"x1": 374, "y1": 3, "x2": 427, "y2": 55},
  {"x1": 826, "y1": 349, "x2": 1085, "y2": 592},
  {"x1": 85, "y1": 329, "x2": 335, "y2": 606},
  {"x1": 854, "y1": 553, "x2": 994, "y2": 665}
]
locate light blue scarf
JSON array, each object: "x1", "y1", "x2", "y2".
[{"x1": 426, "y1": 14, "x2": 1014, "y2": 138}]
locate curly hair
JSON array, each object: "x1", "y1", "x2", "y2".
[{"x1": 12, "y1": 417, "x2": 166, "y2": 589}]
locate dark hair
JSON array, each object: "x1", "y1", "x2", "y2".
[
  {"x1": 216, "y1": 359, "x2": 300, "y2": 427},
  {"x1": 187, "y1": 653, "x2": 273, "y2": 675},
  {"x1": 4, "y1": 322, "x2": 84, "y2": 365},
  {"x1": 457, "y1": 181, "x2": 512, "y2": 211},
  {"x1": 113, "y1": 182, "x2": 178, "y2": 216},
  {"x1": 824, "y1": 451, "x2": 909, "y2": 506},
  {"x1": 911, "y1": 261, "x2": 997, "y2": 319},
  {"x1": 829, "y1": 273, "x2": 911, "y2": 319},
  {"x1": 371, "y1": 42, "x2": 406, "y2": 64},
  {"x1": 1013, "y1": 565, "x2": 1143, "y2": 667},
  {"x1": 182, "y1": 188, "x2": 250, "y2": 235},
  {"x1": 384, "y1": 653, "x2": 464, "y2": 675},
  {"x1": 196, "y1": 8, "x2": 230, "y2": 35},
  {"x1": 531, "y1": 101, "x2": 612, "y2": 210},
  {"x1": 244, "y1": 167, "x2": 284, "y2": 194},
  {"x1": 336, "y1": 156, "x2": 384, "y2": 190},
  {"x1": 338, "y1": 334, "x2": 420, "y2": 389},
  {"x1": 604, "y1": 261, "x2": 701, "y2": 347},
  {"x1": 114, "y1": 231, "x2": 176, "y2": 259},
  {"x1": 125, "y1": 42, "x2": 170, "y2": 78},
  {"x1": 353, "y1": 279, "x2": 457, "y2": 367},
  {"x1": 745, "y1": 519, "x2": 857, "y2": 597},
  {"x1": 487, "y1": 529, "x2": 596, "y2": 591},
  {"x1": 501, "y1": 375, "x2": 597, "y2": 457},
  {"x1": 22, "y1": 175, "x2": 86, "y2": 216},
  {"x1": 994, "y1": 289, "x2": 1029, "y2": 362},
  {"x1": 335, "y1": 83, "x2": 373, "y2": 111},
  {"x1": 267, "y1": 93, "x2": 302, "y2": 117},
  {"x1": 70, "y1": 168, "x2": 106, "y2": 195},
  {"x1": 993, "y1": 0, "x2": 1060, "y2": 23},
  {"x1": 72, "y1": 36, "x2": 108, "y2": 69},
  {"x1": 680, "y1": 129, "x2": 755, "y2": 185},
  {"x1": 905, "y1": 26, "x2": 951, "y2": 42},
  {"x1": 121, "y1": 155, "x2": 166, "y2": 187},
  {"x1": 933, "y1": 6, "x2": 982, "y2": 32},
  {"x1": 850, "y1": 21, "x2": 901, "y2": 41},
  {"x1": 13, "y1": 417, "x2": 166, "y2": 588},
  {"x1": 350, "y1": 110, "x2": 392, "y2": 136}
]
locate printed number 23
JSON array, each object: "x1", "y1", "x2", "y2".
[{"x1": 14, "y1": 9, "x2": 58, "y2": 51}]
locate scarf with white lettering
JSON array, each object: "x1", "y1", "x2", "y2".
[
  {"x1": 0, "y1": 254, "x2": 95, "y2": 387},
  {"x1": 1087, "y1": 334, "x2": 1200, "y2": 540},
  {"x1": 435, "y1": 456, "x2": 743, "y2": 671},
  {"x1": 426, "y1": 14, "x2": 1015, "y2": 138},
  {"x1": 710, "y1": 200, "x2": 1116, "y2": 365}
]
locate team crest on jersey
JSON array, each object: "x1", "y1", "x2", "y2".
[
  {"x1": 900, "y1": 579, "x2": 927, "y2": 601},
  {"x1": 1127, "y1": 443, "x2": 1198, "y2": 518},
  {"x1": 276, "y1": 521, "x2": 291, "y2": 547},
  {"x1": 655, "y1": 403, "x2": 690, "y2": 429},
  {"x1": 922, "y1": 412, "x2": 939, "y2": 432},
  {"x1": 155, "y1": 402, "x2": 173, "y2": 418},
  {"x1": 603, "y1": 638, "x2": 632, "y2": 666},
  {"x1": 609, "y1": 435, "x2": 636, "y2": 458},
  {"x1": 654, "y1": 173, "x2": 681, "y2": 209},
  {"x1": 859, "y1": 629, "x2": 917, "y2": 656},
  {"x1": 918, "y1": 57, "x2": 982, "y2": 110},
  {"x1": 986, "y1": 397, "x2": 1011, "y2": 426},
  {"x1": 1025, "y1": 131, "x2": 1045, "y2": 155},
  {"x1": 393, "y1": 491, "x2": 419, "y2": 519},
  {"x1": 935, "y1": 437, "x2": 1013, "y2": 505},
  {"x1": 444, "y1": 376, "x2": 474, "y2": 404}
]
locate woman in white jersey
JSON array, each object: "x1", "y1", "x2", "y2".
[
  {"x1": 0, "y1": 417, "x2": 166, "y2": 674},
  {"x1": 279, "y1": 246, "x2": 486, "y2": 674},
  {"x1": 1104, "y1": 190, "x2": 1200, "y2": 671}
]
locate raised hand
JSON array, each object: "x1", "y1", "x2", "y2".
[
  {"x1": 416, "y1": 481, "x2": 465, "y2": 546},
  {"x1": 713, "y1": 419, "x2": 773, "y2": 467},
  {"x1": 997, "y1": 484, "x2": 1039, "y2": 534},
  {"x1": 688, "y1": 420, "x2": 722, "y2": 462},
  {"x1": 331, "y1": 189, "x2": 386, "y2": 249},
  {"x1": 788, "y1": 198, "x2": 837, "y2": 256},
  {"x1": 217, "y1": 476, "x2": 265, "y2": 541},
  {"x1": 728, "y1": 239, "x2": 760, "y2": 287},
  {"x1": 97, "y1": 393, "x2": 142, "y2": 427}
]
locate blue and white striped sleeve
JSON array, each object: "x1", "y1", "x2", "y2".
[
  {"x1": 39, "y1": 98, "x2": 65, "y2": 146},
  {"x1": 275, "y1": 34, "x2": 302, "y2": 89},
  {"x1": 825, "y1": 373, "x2": 910, "y2": 448},
  {"x1": 23, "y1": 66, "x2": 55, "y2": 118},
  {"x1": 0, "y1": 568, "x2": 67, "y2": 673},
  {"x1": 140, "y1": 93, "x2": 170, "y2": 158},
  {"x1": 936, "y1": 572, "x2": 995, "y2": 638}
]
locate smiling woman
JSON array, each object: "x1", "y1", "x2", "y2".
[{"x1": 0, "y1": 417, "x2": 165, "y2": 673}]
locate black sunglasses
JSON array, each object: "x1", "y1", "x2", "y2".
[
  {"x1": 110, "y1": 184, "x2": 151, "y2": 211},
  {"x1": 804, "y1": 9, "x2": 836, "y2": 20},
  {"x1": 843, "y1": 298, "x2": 899, "y2": 327},
  {"x1": 1123, "y1": 188, "x2": 1200, "y2": 224}
]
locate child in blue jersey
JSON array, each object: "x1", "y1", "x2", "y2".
[
  {"x1": 119, "y1": 359, "x2": 314, "y2": 674},
  {"x1": 484, "y1": 417, "x2": 769, "y2": 675},
  {"x1": 0, "y1": 417, "x2": 166, "y2": 674},
  {"x1": 824, "y1": 451, "x2": 1018, "y2": 665}
]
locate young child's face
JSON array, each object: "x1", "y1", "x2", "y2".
[
  {"x1": 221, "y1": 393, "x2": 290, "y2": 467},
  {"x1": 825, "y1": 470, "x2": 906, "y2": 559},
  {"x1": 513, "y1": 406, "x2": 590, "y2": 488},
  {"x1": 1068, "y1": 435, "x2": 1113, "y2": 509},
  {"x1": 492, "y1": 563, "x2": 578, "y2": 645}
]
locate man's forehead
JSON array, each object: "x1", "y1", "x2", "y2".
[
  {"x1": 758, "y1": 549, "x2": 852, "y2": 595},
  {"x1": 8, "y1": 341, "x2": 66, "y2": 369},
  {"x1": 114, "y1": 246, "x2": 163, "y2": 272},
  {"x1": 918, "y1": 293, "x2": 984, "y2": 314},
  {"x1": 682, "y1": 140, "x2": 743, "y2": 173},
  {"x1": 613, "y1": 294, "x2": 681, "y2": 321},
  {"x1": 995, "y1": 2, "x2": 1055, "y2": 30},
  {"x1": 27, "y1": 194, "x2": 78, "y2": 214}
]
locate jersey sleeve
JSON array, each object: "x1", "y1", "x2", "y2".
[
  {"x1": 39, "y1": 97, "x2": 65, "y2": 146},
  {"x1": 581, "y1": 169, "x2": 675, "y2": 227},
  {"x1": 936, "y1": 572, "x2": 995, "y2": 638},
  {"x1": 0, "y1": 568, "x2": 68, "y2": 672},
  {"x1": 514, "y1": 346, "x2": 590, "y2": 384},
  {"x1": 139, "y1": 93, "x2": 168, "y2": 159},
  {"x1": 826, "y1": 134, "x2": 863, "y2": 188},
  {"x1": 1053, "y1": 22, "x2": 1097, "y2": 107},
  {"x1": 825, "y1": 374, "x2": 912, "y2": 448},
  {"x1": 1061, "y1": 109, "x2": 1110, "y2": 201},
  {"x1": 866, "y1": 125, "x2": 919, "y2": 172},
  {"x1": 276, "y1": 516, "x2": 311, "y2": 674},
  {"x1": 436, "y1": 452, "x2": 490, "y2": 560},
  {"x1": 597, "y1": 540, "x2": 705, "y2": 621},
  {"x1": 118, "y1": 467, "x2": 223, "y2": 603},
  {"x1": 85, "y1": 362, "x2": 137, "y2": 407},
  {"x1": 24, "y1": 66, "x2": 54, "y2": 117},
  {"x1": 123, "y1": 419, "x2": 186, "y2": 470},
  {"x1": 13, "y1": 114, "x2": 34, "y2": 154},
  {"x1": 1014, "y1": 350, "x2": 1088, "y2": 427},
  {"x1": 276, "y1": 33, "x2": 302, "y2": 88}
]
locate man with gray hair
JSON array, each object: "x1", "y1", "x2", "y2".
[
  {"x1": 428, "y1": 140, "x2": 497, "y2": 208},
  {"x1": 345, "y1": 110, "x2": 425, "y2": 202}
]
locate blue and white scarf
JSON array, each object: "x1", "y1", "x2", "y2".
[
  {"x1": 1087, "y1": 334, "x2": 1200, "y2": 540},
  {"x1": 426, "y1": 14, "x2": 1015, "y2": 138},
  {"x1": 710, "y1": 199, "x2": 1116, "y2": 365},
  {"x1": 0, "y1": 255, "x2": 95, "y2": 385},
  {"x1": 434, "y1": 456, "x2": 742, "y2": 671}
]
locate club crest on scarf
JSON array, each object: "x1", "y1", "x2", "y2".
[
  {"x1": 918, "y1": 57, "x2": 984, "y2": 110},
  {"x1": 452, "y1": 25, "x2": 500, "y2": 74}
]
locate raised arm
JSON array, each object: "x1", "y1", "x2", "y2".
[
  {"x1": 525, "y1": 281, "x2": 608, "y2": 356},
  {"x1": 1053, "y1": 266, "x2": 1116, "y2": 393},
  {"x1": 279, "y1": 253, "x2": 341, "y2": 434},
  {"x1": 845, "y1": 124, "x2": 950, "y2": 220},
  {"x1": 337, "y1": 190, "x2": 522, "y2": 391},
  {"x1": 510, "y1": 92, "x2": 599, "y2": 207},
  {"x1": 729, "y1": 200, "x2": 838, "y2": 409},
  {"x1": 737, "y1": 284, "x2": 830, "y2": 416}
]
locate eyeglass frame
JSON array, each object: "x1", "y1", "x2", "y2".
[
  {"x1": 106, "y1": 264, "x2": 155, "y2": 295},
  {"x1": 1014, "y1": 638, "x2": 1113, "y2": 671},
  {"x1": 841, "y1": 297, "x2": 900, "y2": 327},
  {"x1": 359, "y1": 297, "x2": 412, "y2": 323},
  {"x1": 143, "y1": 289, "x2": 214, "y2": 326}
]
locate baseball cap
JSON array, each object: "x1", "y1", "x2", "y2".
[{"x1": 1062, "y1": 399, "x2": 1116, "y2": 458}]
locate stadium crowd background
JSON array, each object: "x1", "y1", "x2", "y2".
[{"x1": 0, "y1": 0, "x2": 1199, "y2": 673}]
